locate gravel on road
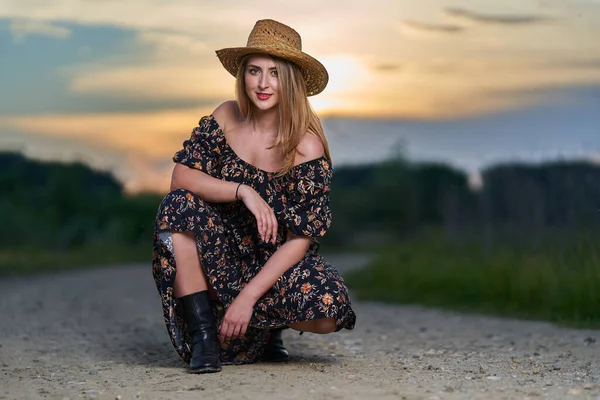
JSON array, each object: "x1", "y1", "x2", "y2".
[{"x1": 1, "y1": 254, "x2": 599, "y2": 400}]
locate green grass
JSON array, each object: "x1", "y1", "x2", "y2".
[
  {"x1": 0, "y1": 244, "x2": 151, "y2": 276},
  {"x1": 344, "y1": 232, "x2": 600, "y2": 328}
]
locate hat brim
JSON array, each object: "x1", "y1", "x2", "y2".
[{"x1": 215, "y1": 46, "x2": 329, "y2": 96}]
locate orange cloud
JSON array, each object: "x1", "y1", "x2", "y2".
[{"x1": 0, "y1": 108, "x2": 211, "y2": 158}]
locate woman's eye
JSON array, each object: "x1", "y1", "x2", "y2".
[
  {"x1": 271, "y1": 70, "x2": 278, "y2": 77},
  {"x1": 248, "y1": 68, "x2": 258, "y2": 74}
]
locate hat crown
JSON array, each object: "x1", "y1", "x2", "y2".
[{"x1": 246, "y1": 19, "x2": 302, "y2": 51}]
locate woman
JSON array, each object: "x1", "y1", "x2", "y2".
[{"x1": 152, "y1": 19, "x2": 356, "y2": 373}]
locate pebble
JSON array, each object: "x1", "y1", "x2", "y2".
[
  {"x1": 584, "y1": 337, "x2": 596, "y2": 346},
  {"x1": 479, "y1": 363, "x2": 488, "y2": 374},
  {"x1": 486, "y1": 376, "x2": 502, "y2": 381}
]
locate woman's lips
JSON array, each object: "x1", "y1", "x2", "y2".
[{"x1": 256, "y1": 93, "x2": 273, "y2": 101}]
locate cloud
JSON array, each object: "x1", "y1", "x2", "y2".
[
  {"x1": 480, "y1": 83, "x2": 600, "y2": 110},
  {"x1": 373, "y1": 63, "x2": 402, "y2": 72},
  {"x1": 402, "y1": 19, "x2": 465, "y2": 34},
  {"x1": 0, "y1": 1, "x2": 370, "y2": 47},
  {"x1": 0, "y1": 108, "x2": 210, "y2": 158},
  {"x1": 0, "y1": 129, "x2": 175, "y2": 193},
  {"x1": 444, "y1": 7, "x2": 553, "y2": 25},
  {"x1": 1, "y1": 0, "x2": 599, "y2": 122},
  {"x1": 9, "y1": 19, "x2": 71, "y2": 41},
  {"x1": 556, "y1": 58, "x2": 600, "y2": 69},
  {"x1": 68, "y1": 64, "x2": 232, "y2": 101},
  {"x1": 137, "y1": 31, "x2": 208, "y2": 56}
]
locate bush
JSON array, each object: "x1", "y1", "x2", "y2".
[{"x1": 344, "y1": 231, "x2": 600, "y2": 328}]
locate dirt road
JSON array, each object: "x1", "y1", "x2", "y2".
[{"x1": 1, "y1": 255, "x2": 599, "y2": 400}]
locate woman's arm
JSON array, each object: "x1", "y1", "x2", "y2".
[
  {"x1": 172, "y1": 165, "x2": 279, "y2": 243},
  {"x1": 170, "y1": 101, "x2": 243, "y2": 203},
  {"x1": 219, "y1": 231, "x2": 311, "y2": 340},
  {"x1": 170, "y1": 163, "x2": 239, "y2": 203},
  {"x1": 242, "y1": 231, "x2": 311, "y2": 301}
]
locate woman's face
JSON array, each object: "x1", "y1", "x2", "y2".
[{"x1": 244, "y1": 54, "x2": 280, "y2": 112}]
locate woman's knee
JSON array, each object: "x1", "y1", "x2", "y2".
[
  {"x1": 157, "y1": 189, "x2": 209, "y2": 231},
  {"x1": 169, "y1": 187, "x2": 194, "y2": 196},
  {"x1": 172, "y1": 231, "x2": 197, "y2": 248},
  {"x1": 164, "y1": 188, "x2": 203, "y2": 206},
  {"x1": 290, "y1": 317, "x2": 336, "y2": 334},
  {"x1": 314, "y1": 318, "x2": 337, "y2": 334}
]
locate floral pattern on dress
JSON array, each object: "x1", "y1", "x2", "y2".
[{"x1": 152, "y1": 114, "x2": 356, "y2": 366}]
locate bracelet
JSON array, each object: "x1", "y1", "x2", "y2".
[{"x1": 235, "y1": 182, "x2": 243, "y2": 200}]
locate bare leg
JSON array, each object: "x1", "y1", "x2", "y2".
[
  {"x1": 172, "y1": 231, "x2": 208, "y2": 298},
  {"x1": 171, "y1": 231, "x2": 221, "y2": 373},
  {"x1": 288, "y1": 317, "x2": 337, "y2": 334}
]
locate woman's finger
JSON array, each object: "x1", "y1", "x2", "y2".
[
  {"x1": 263, "y1": 207, "x2": 272, "y2": 241},
  {"x1": 232, "y1": 323, "x2": 242, "y2": 338},
  {"x1": 255, "y1": 212, "x2": 264, "y2": 240},
  {"x1": 224, "y1": 321, "x2": 235, "y2": 340},
  {"x1": 258, "y1": 214, "x2": 266, "y2": 241},
  {"x1": 263, "y1": 210, "x2": 272, "y2": 242},
  {"x1": 270, "y1": 209, "x2": 278, "y2": 243},
  {"x1": 219, "y1": 321, "x2": 228, "y2": 341}
]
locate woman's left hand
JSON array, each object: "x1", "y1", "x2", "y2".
[{"x1": 219, "y1": 293, "x2": 255, "y2": 342}]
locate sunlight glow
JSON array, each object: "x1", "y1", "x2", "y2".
[{"x1": 319, "y1": 55, "x2": 368, "y2": 95}]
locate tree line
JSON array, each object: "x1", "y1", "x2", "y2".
[
  {"x1": 1, "y1": 151, "x2": 599, "y2": 253},
  {"x1": 327, "y1": 158, "x2": 600, "y2": 248}
]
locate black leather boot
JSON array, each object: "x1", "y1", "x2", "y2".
[
  {"x1": 262, "y1": 327, "x2": 289, "y2": 362},
  {"x1": 179, "y1": 291, "x2": 222, "y2": 373}
]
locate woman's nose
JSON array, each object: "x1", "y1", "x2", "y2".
[{"x1": 259, "y1": 74, "x2": 269, "y2": 89}]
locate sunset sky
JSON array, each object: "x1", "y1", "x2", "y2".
[{"x1": 1, "y1": 0, "x2": 599, "y2": 192}]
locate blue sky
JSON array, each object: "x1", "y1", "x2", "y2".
[{"x1": 1, "y1": 0, "x2": 599, "y2": 192}]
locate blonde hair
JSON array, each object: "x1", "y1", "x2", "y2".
[{"x1": 235, "y1": 55, "x2": 331, "y2": 176}]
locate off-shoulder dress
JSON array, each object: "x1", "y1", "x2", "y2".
[{"x1": 152, "y1": 115, "x2": 356, "y2": 365}]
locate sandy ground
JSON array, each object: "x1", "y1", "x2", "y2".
[{"x1": 1, "y1": 254, "x2": 599, "y2": 400}]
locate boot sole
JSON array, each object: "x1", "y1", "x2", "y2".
[
  {"x1": 262, "y1": 356, "x2": 289, "y2": 362},
  {"x1": 261, "y1": 352, "x2": 290, "y2": 362},
  {"x1": 189, "y1": 366, "x2": 222, "y2": 374}
]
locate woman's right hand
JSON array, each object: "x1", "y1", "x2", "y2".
[{"x1": 237, "y1": 184, "x2": 278, "y2": 244}]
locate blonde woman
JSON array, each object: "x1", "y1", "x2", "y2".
[{"x1": 152, "y1": 19, "x2": 356, "y2": 373}]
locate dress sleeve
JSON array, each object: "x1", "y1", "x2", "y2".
[
  {"x1": 172, "y1": 115, "x2": 223, "y2": 177},
  {"x1": 280, "y1": 158, "x2": 333, "y2": 237}
]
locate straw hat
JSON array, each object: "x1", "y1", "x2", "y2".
[{"x1": 215, "y1": 19, "x2": 329, "y2": 96}]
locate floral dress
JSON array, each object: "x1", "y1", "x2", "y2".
[{"x1": 152, "y1": 114, "x2": 356, "y2": 365}]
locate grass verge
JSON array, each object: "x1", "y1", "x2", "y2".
[
  {"x1": 0, "y1": 244, "x2": 150, "y2": 276},
  {"x1": 343, "y1": 233, "x2": 600, "y2": 329}
]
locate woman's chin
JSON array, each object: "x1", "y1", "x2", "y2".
[{"x1": 251, "y1": 100, "x2": 278, "y2": 112}]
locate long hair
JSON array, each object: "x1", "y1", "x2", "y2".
[{"x1": 235, "y1": 55, "x2": 331, "y2": 176}]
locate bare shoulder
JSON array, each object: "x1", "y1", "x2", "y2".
[
  {"x1": 212, "y1": 100, "x2": 243, "y2": 132},
  {"x1": 294, "y1": 133, "x2": 325, "y2": 165}
]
